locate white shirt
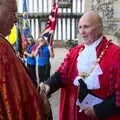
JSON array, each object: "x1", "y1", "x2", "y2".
[{"x1": 73, "y1": 37, "x2": 103, "y2": 89}]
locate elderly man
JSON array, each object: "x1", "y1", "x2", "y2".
[
  {"x1": 39, "y1": 11, "x2": 120, "y2": 120},
  {"x1": 0, "y1": 0, "x2": 51, "y2": 119}
]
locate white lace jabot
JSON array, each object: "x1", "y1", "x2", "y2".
[{"x1": 73, "y1": 37, "x2": 103, "y2": 89}]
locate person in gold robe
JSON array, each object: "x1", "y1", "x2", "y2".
[{"x1": 0, "y1": 0, "x2": 51, "y2": 119}]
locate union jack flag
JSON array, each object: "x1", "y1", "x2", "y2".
[{"x1": 41, "y1": 0, "x2": 58, "y2": 47}]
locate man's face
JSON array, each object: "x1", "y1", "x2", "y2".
[
  {"x1": 78, "y1": 15, "x2": 100, "y2": 44},
  {"x1": 0, "y1": 0, "x2": 17, "y2": 36}
]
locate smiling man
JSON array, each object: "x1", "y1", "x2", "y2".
[
  {"x1": 39, "y1": 11, "x2": 120, "y2": 120},
  {"x1": 0, "y1": 0, "x2": 49, "y2": 119}
]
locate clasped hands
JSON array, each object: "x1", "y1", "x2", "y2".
[
  {"x1": 38, "y1": 83, "x2": 51, "y2": 116},
  {"x1": 38, "y1": 82, "x2": 50, "y2": 96},
  {"x1": 38, "y1": 83, "x2": 96, "y2": 118}
]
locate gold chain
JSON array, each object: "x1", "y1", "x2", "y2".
[{"x1": 79, "y1": 40, "x2": 111, "y2": 79}]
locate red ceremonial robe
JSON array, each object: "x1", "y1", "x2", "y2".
[
  {"x1": 0, "y1": 35, "x2": 46, "y2": 119},
  {"x1": 57, "y1": 36, "x2": 120, "y2": 120}
]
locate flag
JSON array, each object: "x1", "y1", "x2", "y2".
[
  {"x1": 23, "y1": 0, "x2": 28, "y2": 12},
  {"x1": 41, "y1": 0, "x2": 58, "y2": 47},
  {"x1": 15, "y1": 0, "x2": 31, "y2": 56},
  {"x1": 21, "y1": 0, "x2": 31, "y2": 49}
]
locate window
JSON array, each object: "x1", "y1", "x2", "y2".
[{"x1": 59, "y1": 0, "x2": 72, "y2": 8}]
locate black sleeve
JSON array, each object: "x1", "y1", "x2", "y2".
[
  {"x1": 45, "y1": 72, "x2": 65, "y2": 94},
  {"x1": 94, "y1": 95, "x2": 120, "y2": 118}
]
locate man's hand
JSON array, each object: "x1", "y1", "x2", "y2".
[
  {"x1": 38, "y1": 82, "x2": 50, "y2": 95},
  {"x1": 38, "y1": 83, "x2": 51, "y2": 116},
  {"x1": 84, "y1": 106, "x2": 96, "y2": 118}
]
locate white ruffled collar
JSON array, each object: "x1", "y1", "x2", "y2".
[{"x1": 73, "y1": 37, "x2": 103, "y2": 89}]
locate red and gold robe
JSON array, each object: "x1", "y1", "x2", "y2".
[
  {"x1": 57, "y1": 36, "x2": 120, "y2": 120},
  {"x1": 0, "y1": 35, "x2": 47, "y2": 119}
]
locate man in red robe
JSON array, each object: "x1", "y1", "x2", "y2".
[
  {"x1": 39, "y1": 11, "x2": 120, "y2": 120},
  {"x1": 0, "y1": 0, "x2": 51, "y2": 119}
]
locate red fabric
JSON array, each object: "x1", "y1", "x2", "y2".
[
  {"x1": 0, "y1": 36, "x2": 46, "y2": 119},
  {"x1": 113, "y1": 47, "x2": 120, "y2": 106},
  {"x1": 57, "y1": 37, "x2": 120, "y2": 120}
]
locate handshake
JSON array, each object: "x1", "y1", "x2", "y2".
[
  {"x1": 38, "y1": 83, "x2": 52, "y2": 118},
  {"x1": 38, "y1": 82, "x2": 50, "y2": 96}
]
